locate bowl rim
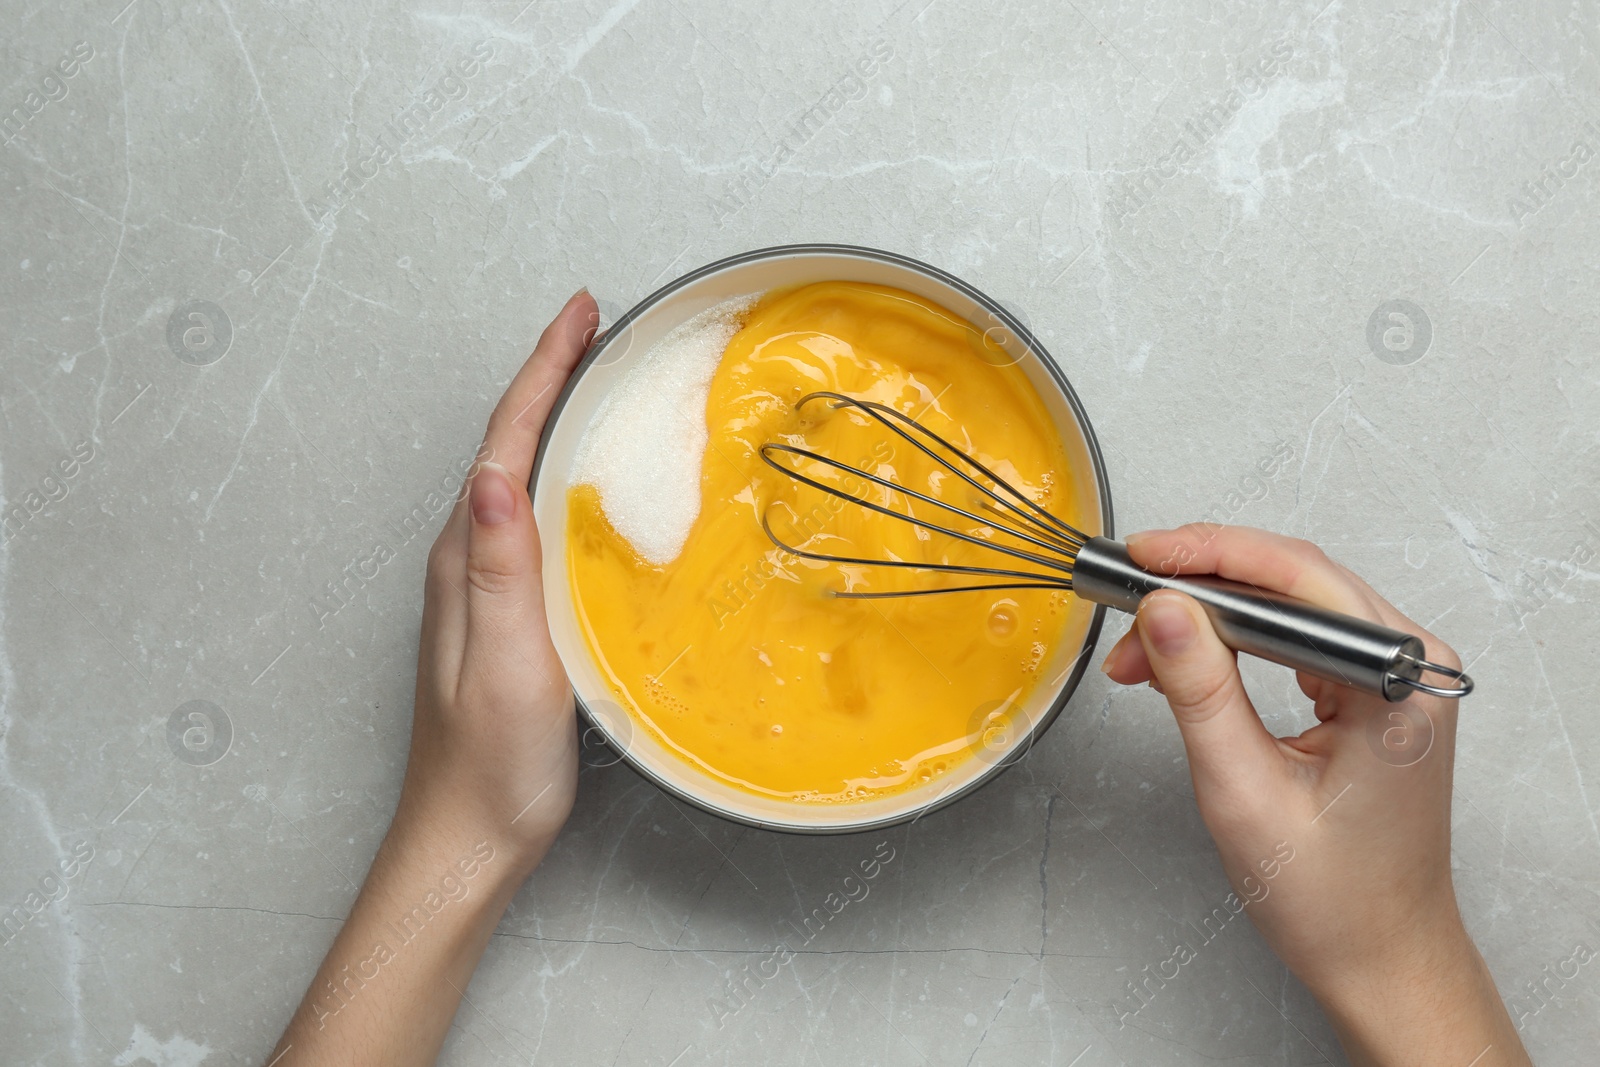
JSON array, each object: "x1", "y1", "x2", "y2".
[{"x1": 529, "y1": 242, "x2": 1114, "y2": 834}]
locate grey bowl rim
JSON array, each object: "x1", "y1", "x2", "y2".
[{"x1": 528, "y1": 242, "x2": 1114, "y2": 835}]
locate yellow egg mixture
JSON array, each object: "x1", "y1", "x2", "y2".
[{"x1": 566, "y1": 281, "x2": 1081, "y2": 803}]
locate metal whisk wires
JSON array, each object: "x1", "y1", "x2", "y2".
[{"x1": 758, "y1": 392, "x2": 1090, "y2": 599}]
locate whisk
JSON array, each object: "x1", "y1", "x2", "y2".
[{"x1": 759, "y1": 392, "x2": 1473, "y2": 703}]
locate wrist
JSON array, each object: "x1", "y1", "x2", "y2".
[
  {"x1": 1313, "y1": 915, "x2": 1471, "y2": 1013},
  {"x1": 279, "y1": 790, "x2": 538, "y2": 1062},
  {"x1": 384, "y1": 788, "x2": 554, "y2": 894},
  {"x1": 390, "y1": 743, "x2": 577, "y2": 883},
  {"x1": 1313, "y1": 920, "x2": 1527, "y2": 1066}
]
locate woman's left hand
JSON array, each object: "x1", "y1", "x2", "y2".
[
  {"x1": 396, "y1": 288, "x2": 599, "y2": 873},
  {"x1": 266, "y1": 289, "x2": 597, "y2": 1067}
]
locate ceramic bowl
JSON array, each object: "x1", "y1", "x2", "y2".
[{"x1": 530, "y1": 244, "x2": 1112, "y2": 833}]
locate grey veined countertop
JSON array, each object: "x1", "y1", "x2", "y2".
[{"x1": 2, "y1": 1, "x2": 1598, "y2": 1064}]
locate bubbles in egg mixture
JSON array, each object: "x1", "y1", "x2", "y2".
[{"x1": 987, "y1": 598, "x2": 1020, "y2": 643}]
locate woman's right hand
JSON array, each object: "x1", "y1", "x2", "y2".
[{"x1": 1101, "y1": 525, "x2": 1530, "y2": 1066}]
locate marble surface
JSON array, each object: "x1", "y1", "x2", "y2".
[{"x1": 3, "y1": 0, "x2": 1598, "y2": 1063}]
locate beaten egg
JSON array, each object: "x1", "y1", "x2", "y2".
[{"x1": 566, "y1": 281, "x2": 1081, "y2": 803}]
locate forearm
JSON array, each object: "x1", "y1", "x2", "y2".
[
  {"x1": 1314, "y1": 924, "x2": 1531, "y2": 1067},
  {"x1": 266, "y1": 810, "x2": 542, "y2": 1066}
]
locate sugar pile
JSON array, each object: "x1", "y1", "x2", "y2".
[{"x1": 574, "y1": 295, "x2": 757, "y2": 566}]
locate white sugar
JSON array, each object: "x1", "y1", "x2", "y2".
[{"x1": 574, "y1": 295, "x2": 757, "y2": 566}]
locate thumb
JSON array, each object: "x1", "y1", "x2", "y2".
[
  {"x1": 463, "y1": 461, "x2": 543, "y2": 652},
  {"x1": 1135, "y1": 590, "x2": 1280, "y2": 787}
]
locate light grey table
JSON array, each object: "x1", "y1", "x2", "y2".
[{"x1": 3, "y1": 1, "x2": 1597, "y2": 1064}]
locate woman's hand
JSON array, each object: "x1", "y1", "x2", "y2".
[
  {"x1": 1101, "y1": 525, "x2": 1530, "y2": 1067},
  {"x1": 395, "y1": 288, "x2": 597, "y2": 874},
  {"x1": 267, "y1": 290, "x2": 597, "y2": 1067}
]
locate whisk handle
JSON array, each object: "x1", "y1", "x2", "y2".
[{"x1": 1071, "y1": 537, "x2": 1472, "y2": 701}]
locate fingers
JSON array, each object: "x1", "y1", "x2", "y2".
[
  {"x1": 421, "y1": 497, "x2": 472, "y2": 674},
  {"x1": 1125, "y1": 525, "x2": 1377, "y2": 621},
  {"x1": 1133, "y1": 590, "x2": 1282, "y2": 788},
  {"x1": 1326, "y1": 560, "x2": 1464, "y2": 675},
  {"x1": 425, "y1": 290, "x2": 595, "y2": 689},
  {"x1": 1126, "y1": 525, "x2": 1465, "y2": 686},
  {"x1": 1105, "y1": 524, "x2": 1371, "y2": 687},
  {"x1": 1102, "y1": 627, "x2": 1151, "y2": 685},
  {"x1": 1107, "y1": 622, "x2": 1338, "y2": 712},
  {"x1": 462, "y1": 461, "x2": 546, "y2": 666},
  {"x1": 481, "y1": 289, "x2": 599, "y2": 488}
]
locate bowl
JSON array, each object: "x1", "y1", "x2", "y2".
[{"x1": 530, "y1": 244, "x2": 1113, "y2": 833}]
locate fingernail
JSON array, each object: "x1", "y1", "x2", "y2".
[
  {"x1": 1124, "y1": 530, "x2": 1162, "y2": 548},
  {"x1": 1100, "y1": 636, "x2": 1125, "y2": 677},
  {"x1": 1140, "y1": 594, "x2": 1196, "y2": 656},
  {"x1": 470, "y1": 462, "x2": 517, "y2": 525},
  {"x1": 570, "y1": 286, "x2": 590, "y2": 302}
]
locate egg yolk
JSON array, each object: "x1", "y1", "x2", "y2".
[{"x1": 566, "y1": 281, "x2": 1081, "y2": 803}]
